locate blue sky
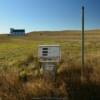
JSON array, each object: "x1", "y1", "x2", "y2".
[{"x1": 0, "y1": 0, "x2": 100, "y2": 33}]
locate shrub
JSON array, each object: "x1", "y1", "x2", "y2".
[{"x1": 19, "y1": 69, "x2": 28, "y2": 82}]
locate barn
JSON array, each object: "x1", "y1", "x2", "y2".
[{"x1": 10, "y1": 28, "x2": 25, "y2": 36}]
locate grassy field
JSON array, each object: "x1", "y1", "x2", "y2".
[{"x1": 0, "y1": 30, "x2": 100, "y2": 100}]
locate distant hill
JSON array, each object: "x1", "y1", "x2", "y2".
[
  {"x1": 0, "y1": 29, "x2": 100, "y2": 36},
  {"x1": 27, "y1": 29, "x2": 100, "y2": 36},
  {"x1": 27, "y1": 30, "x2": 81, "y2": 36},
  {"x1": 0, "y1": 29, "x2": 100, "y2": 41}
]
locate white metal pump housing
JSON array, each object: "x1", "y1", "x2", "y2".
[{"x1": 38, "y1": 45, "x2": 61, "y2": 63}]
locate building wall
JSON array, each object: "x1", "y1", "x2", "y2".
[
  {"x1": 10, "y1": 28, "x2": 25, "y2": 36},
  {"x1": 11, "y1": 32, "x2": 25, "y2": 36}
]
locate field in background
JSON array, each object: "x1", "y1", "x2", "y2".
[{"x1": 0, "y1": 30, "x2": 100, "y2": 100}]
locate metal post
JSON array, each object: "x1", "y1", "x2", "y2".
[{"x1": 81, "y1": 6, "x2": 85, "y2": 79}]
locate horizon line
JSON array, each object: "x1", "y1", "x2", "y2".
[{"x1": 0, "y1": 28, "x2": 100, "y2": 34}]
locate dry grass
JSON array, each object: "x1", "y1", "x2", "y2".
[
  {"x1": 0, "y1": 70, "x2": 68, "y2": 100},
  {"x1": 0, "y1": 56, "x2": 100, "y2": 100},
  {"x1": 0, "y1": 30, "x2": 100, "y2": 99}
]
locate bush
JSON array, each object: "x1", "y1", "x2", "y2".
[{"x1": 19, "y1": 69, "x2": 28, "y2": 82}]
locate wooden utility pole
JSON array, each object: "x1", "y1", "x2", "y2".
[{"x1": 81, "y1": 6, "x2": 85, "y2": 79}]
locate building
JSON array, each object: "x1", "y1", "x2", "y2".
[{"x1": 10, "y1": 28, "x2": 25, "y2": 36}]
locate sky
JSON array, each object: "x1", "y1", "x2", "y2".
[{"x1": 0, "y1": 0, "x2": 100, "y2": 33}]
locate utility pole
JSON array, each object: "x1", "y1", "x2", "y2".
[{"x1": 81, "y1": 6, "x2": 85, "y2": 80}]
